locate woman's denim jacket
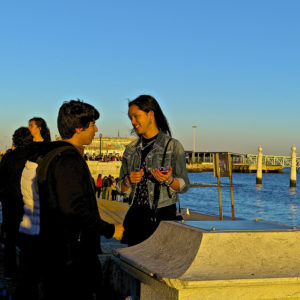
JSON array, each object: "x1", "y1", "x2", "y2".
[{"x1": 119, "y1": 131, "x2": 190, "y2": 209}]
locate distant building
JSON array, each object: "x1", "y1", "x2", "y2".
[
  {"x1": 86, "y1": 136, "x2": 136, "y2": 156},
  {"x1": 55, "y1": 135, "x2": 136, "y2": 156}
]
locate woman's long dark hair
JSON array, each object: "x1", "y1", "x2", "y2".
[
  {"x1": 128, "y1": 95, "x2": 172, "y2": 137},
  {"x1": 29, "y1": 117, "x2": 51, "y2": 142}
]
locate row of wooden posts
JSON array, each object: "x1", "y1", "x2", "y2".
[
  {"x1": 213, "y1": 153, "x2": 235, "y2": 221},
  {"x1": 256, "y1": 145, "x2": 297, "y2": 187}
]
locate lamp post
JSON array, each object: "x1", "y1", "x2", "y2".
[
  {"x1": 192, "y1": 126, "x2": 197, "y2": 163},
  {"x1": 99, "y1": 133, "x2": 102, "y2": 158}
]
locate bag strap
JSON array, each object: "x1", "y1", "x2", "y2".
[
  {"x1": 36, "y1": 145, "x2": 76, "y2": 184},
  {"x1": 152, "y1": 138, "x2": 172, "y2": 216},
  {"x1": 160, "y1": 138, "x2": 172, "y2": 170}
]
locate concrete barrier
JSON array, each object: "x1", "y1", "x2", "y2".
[
  {"x1": 87, "y1": 161, "x2": 122, "y2": 180},
  {"x1": 115, "y1": 220, "x2": 300, "y2": 299}
]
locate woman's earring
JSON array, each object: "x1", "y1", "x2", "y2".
[{"x1": 149, "y1": 119, "x2": 152, "y2": 125}]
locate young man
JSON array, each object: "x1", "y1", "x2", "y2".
[{"x1": 38, "y1": 100, "x2": 124, "y2": 300}]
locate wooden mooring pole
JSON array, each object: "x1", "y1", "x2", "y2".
[{"x1": 228, "y1": 154, "x2": 235, "y2": 220}]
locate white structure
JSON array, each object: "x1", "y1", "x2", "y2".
[
  {"x1": 290, "y1": 145, "x2": 297, "y2": 188},
  {"x1": 256, "y1": 146, "x2": 263, "y2": 184}
]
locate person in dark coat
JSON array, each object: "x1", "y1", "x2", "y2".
[{"x1": 0, "y1": 127, "x2": 33, "y2": 278}]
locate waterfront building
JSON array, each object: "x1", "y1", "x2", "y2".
[{"x1": 55, "y1": 135, "x2": 136, "y2": 157}]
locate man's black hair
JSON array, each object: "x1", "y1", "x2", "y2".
[
  {"x1": 57, "y1": 99, "x2": 100, "y2": 139},
  {"x1": 12, "y1": 127, "x2": 33, "y2": 148}
]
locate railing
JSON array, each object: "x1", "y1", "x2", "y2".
[
  {"x1": 185, "y1": 152, "x2": 300, "y2": 167},
  {"x1": 245, "y1": 154, "x2": 300, "y2": 168}
]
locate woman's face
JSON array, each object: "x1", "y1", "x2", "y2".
[
  {"x1": 128, "y1": 105, "x2": 153, "y2": 136},
  {"x1": 28, "y1": 120, "x2": 41, "y2": 139}
]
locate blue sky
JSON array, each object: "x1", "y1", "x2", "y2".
[{"x1": 0, "y1": 0, "x2": 299, "y2": 155}]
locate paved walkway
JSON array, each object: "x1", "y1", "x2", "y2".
[
  {"x1": 0, "y1": 199, "x2": 222, "y2": 298},
  {"x1": 0, "y1": 199, "x2": 129, "y2": 298}
]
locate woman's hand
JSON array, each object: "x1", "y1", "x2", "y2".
[
  {"x1": 121, "y1": 169, "x2": 144, "y2": 191},
  {"x1": 151, "y1": 166, "x2": 172, "y2": 183},
  {"x1": 128, "y1": 169, "x2": 144, "y2": 184}
]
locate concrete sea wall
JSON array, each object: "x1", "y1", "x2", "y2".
[
  {"x1": 87, "y1": 161, "x2": 122, "y2": 181},
  {"x1": 87, "y1": 161, "x2": 284, "y2": 183}
]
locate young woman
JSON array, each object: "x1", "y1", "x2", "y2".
[
  {"x1": 28, "y1": 117, "x2": 51, "y2": 142},
  {"x1": 119, "y1": 95, "x2": 190, "y2": 246}
]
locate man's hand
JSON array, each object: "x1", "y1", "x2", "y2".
[{"x1": 113, "y1": 224, "x2": 124, "y2": 240}]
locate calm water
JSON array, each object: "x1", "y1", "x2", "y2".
[
  {"x1": 0, "y1": 169, "x2": 298, "y2": 227},
  {"x1": 181, "y1": 169, "x2": 300, "y2": 227}
]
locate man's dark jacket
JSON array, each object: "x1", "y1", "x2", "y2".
[{"x1": 38, "y1": 141, "x2": 115, "y2": 265}]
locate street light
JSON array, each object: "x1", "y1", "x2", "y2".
[
  {"x1": 192, "y1": 126, "x2": 197, "y2": 163},
  {"x1": 99, "y1": 133, "x2": 102, "y2": 158}
]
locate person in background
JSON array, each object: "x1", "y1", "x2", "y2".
[
  {"x1": 15, "y1": 127, "x2": 52, "y2": 299},
  {"x1": 111, "y1": 176, "x2": 117, "y2": 200},
  {"x1": 105, "y1": 175, "x2": 113, "y2": 200},
  {"x1": 0, "y1": 127, "x2": 33, "y2": 279},
  {"x1": 38, "y1": 100, "x2": 124, "y2": 300},
  {"x1": 96, "y1": 174, "x2": 102, "y2": 198},
  {"x1": 102, "y1": 176, "x2": 108, "y2": 199},
  {"x1": 119, "y1": 95, "x2": 190, "y2": 246},
  {"x1": 28, "y1": 117, "x2": 51, "y2": 142}
]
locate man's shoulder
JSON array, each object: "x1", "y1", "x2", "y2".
[
  {"x1": 0, "y1": 148, "x2": 25, "y2": 168},
  {"x1": 26, "y1": 141, "x2": 62, "y2": 162},
  {"x1": 40, "y1": 141, "x2": 81, "y2": 167},
  {"x1": 36, "y1": 142, "x2": 83, "y2": 184}
]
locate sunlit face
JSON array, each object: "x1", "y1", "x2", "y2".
[
  {"x1": 28, "y1": 121, "x2": 41, "y2": 139},
  {"x1": 128, "y1": 105, "x2": 152, "y2": 136},
  {"x1": 78, "y1": 121, "x2": 98, "y2": 145}
]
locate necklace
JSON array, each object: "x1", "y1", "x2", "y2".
[{"x1": 141, "y1": 139, "x2": 155, "y2": 151}]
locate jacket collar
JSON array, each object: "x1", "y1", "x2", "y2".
[{"x1": 134, "y1": 130, "x2": 168, "y2": 150}]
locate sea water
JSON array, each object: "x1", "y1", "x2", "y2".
[
  {"x1": 181, "y1": 168, "x2": 300, "y2": 227},
  {"x1": 0, "y1": 169, "x2": 298, "y2": 228}
]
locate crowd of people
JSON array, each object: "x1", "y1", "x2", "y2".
[
  {"x1": 0, "y1": 95, "x2": 189, "y2": 299},
  {"x1": 84, "y1": 153, "x2": 122, "y2": 162},
  {"x1": 95, "y1": 174, "x2": 129, "y2": 202}
]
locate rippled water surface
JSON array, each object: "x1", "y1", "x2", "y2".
[
  {"x1": 181, "y1": 169, "x2": 300, "y2": 227},
  {"x1": 0, "y1": 170, "x2": 298, "y2": 228}
]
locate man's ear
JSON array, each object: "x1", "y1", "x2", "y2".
[{"x1": 75, "y1": 128, "x2": 83, "y2": 134}]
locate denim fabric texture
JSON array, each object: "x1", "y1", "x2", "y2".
[{"x1": 119, "y1": 131, "x2": 190, "y2": 209}]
